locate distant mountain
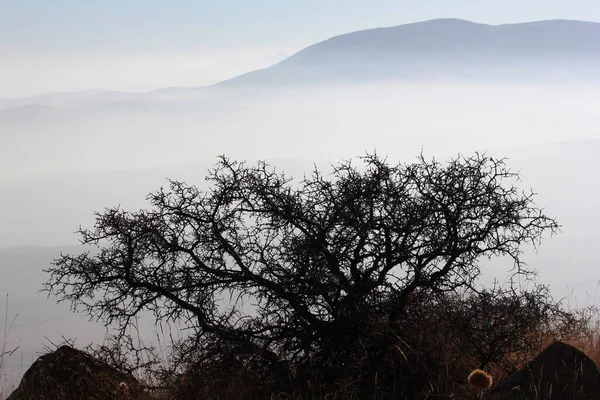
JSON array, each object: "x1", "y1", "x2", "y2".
[
  {"x1": 1, "y1": 19, "x2": 599, "y2": 109},
  {"x1": 217, "y1": 18, "x2": 600, "y2": 86}
]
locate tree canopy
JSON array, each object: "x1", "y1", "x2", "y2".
[{"x1": 45, "y1": 152, "x2": 561, "y2": 398}]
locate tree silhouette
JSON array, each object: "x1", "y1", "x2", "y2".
[{"x1": 44, "y1": 152, "x2": 559, "y2": 397}]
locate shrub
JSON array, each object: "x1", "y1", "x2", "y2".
[{"x1": 44, "y1": 153, "x2": 562, "y2": 398}]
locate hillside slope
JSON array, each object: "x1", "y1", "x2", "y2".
[{"x1": 217, "y1": 18, "x2": 600, "y2": 86}]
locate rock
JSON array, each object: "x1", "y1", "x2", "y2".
[
  {"x1": 6, "y1": 345, "x2": 150, "y2": 400},
  {"x1": 492, "y1": 341, "x2": 600, "y2": 400}
]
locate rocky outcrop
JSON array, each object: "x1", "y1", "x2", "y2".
[
  {"x1": 6, "y1": 345, "x2": 150, "y2": 400},
  {"x1": 492, "y1": 341, "x2": 600, "y2": 400}
]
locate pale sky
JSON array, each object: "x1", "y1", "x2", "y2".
[{"x1": 1, "y1": 0, "x2": 599, "y2": 98}]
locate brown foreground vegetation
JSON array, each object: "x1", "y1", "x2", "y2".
[{"x1": 3, "y1": 295, "x2": 600, "y2": 400}]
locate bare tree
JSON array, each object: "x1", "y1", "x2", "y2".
[{"x1": 44, "y1": 152, "x2": 559, "y2": 397}]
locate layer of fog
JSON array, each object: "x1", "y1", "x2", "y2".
[
  {"x1": 1, "y1": 81, "x2": 599, "y2": 388},
  {"x1": 1, "y1": 82, "x2": 598, "y2": 178}
]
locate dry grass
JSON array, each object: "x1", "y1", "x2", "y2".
[
  {"x1": 111, "y1": 299, "x2": 600, "y2": 399},
  {"x1": 4, "y1": 294, "x2": 600, "y2": 399}
]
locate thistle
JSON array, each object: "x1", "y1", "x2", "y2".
[{"x1": 468, "y1": 369, "x2": 493, "y2": 390}]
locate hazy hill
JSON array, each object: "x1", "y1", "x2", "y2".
[
  {"x1": 2, "y1": 18, "x2": 599, "y2": 110},
  {"x1": 218, "y1": 18, "x2": 600, "y2": 86}
]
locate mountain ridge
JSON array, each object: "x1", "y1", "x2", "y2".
[
  {"x1": 215, "y1": 18, "x2": 600, "y2": 87},
  {"x1": 1, "y1": 18, "x2": 599, "y2": 109}
]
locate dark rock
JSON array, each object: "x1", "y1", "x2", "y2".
[
  {"x1": 6, "y1": 345, "x2": 149, "y2": 400},
  {"x1": 492, "y1": 341, "x2": 600, "y2": 400}
]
